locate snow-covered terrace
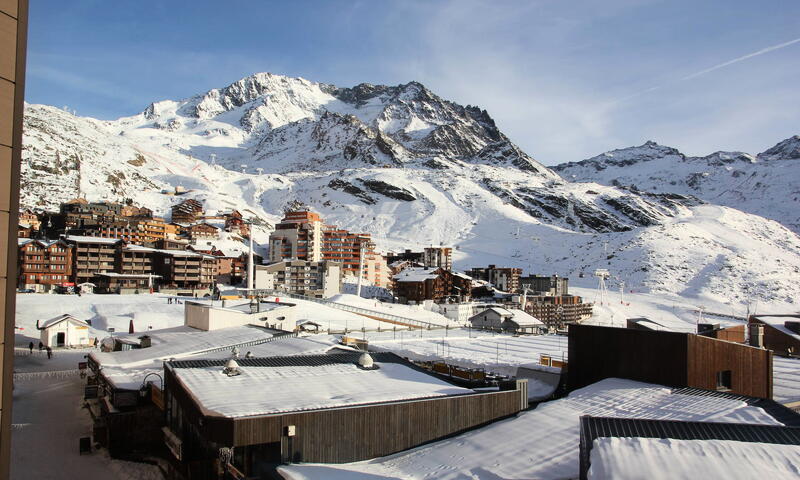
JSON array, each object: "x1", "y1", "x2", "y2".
[
  {"x1": 169, "y1": 353, "x2": 473, "y2": 418},
  {"x1": 368, "y1": 329, "x2": 568, "y2": 376},
  {"x1": 279, "y1": 378, "x2": 789, "y2": 480}
]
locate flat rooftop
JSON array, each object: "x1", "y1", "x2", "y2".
[{"x1": 169, "y1": 352, "x2": 473, "y2": 418}]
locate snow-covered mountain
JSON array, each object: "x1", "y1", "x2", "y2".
[
  {"x1": 20, "y1": 72, "x2": 800, "y2": 309},
  {"x1": 554, "y1": 138, "x2": 800, "y2": 234}
]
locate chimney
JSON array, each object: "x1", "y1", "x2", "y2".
[{"x1": 749, "y1": 323, "x2": 764, "y2": 348}]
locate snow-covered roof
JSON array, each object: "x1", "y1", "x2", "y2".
[
  {"x1": 38, "y1": 314, "x2": 89, "y2": 330},
  {"x1": 393, "y1": 267, "x2": 441, "y2": 282},
  {"x1": 754, "y1": 315, "x2": 800, "y2": 341},
  {"x1": 90, "y1": 325, "x2": 276, "y2": 370},
  {"x1": 170, "y1": 353, "x2": 472, "y2": 417},
  {"x1": 95, "y1": 333, "x2": 339, "y2": 391},
  {"x1": 505, "y1": 309, "x2": 543, "y2": 326},
  {"x1": 589, "y1": 437, "x2": 800, "y2": 480},
  {"x1": 279, "y1": 378, "x2": 785, "y2": 480},
  {"x1": 18, "y1": 238, "x2": 32, "y2": 246},
  {"x1": 475, "y1": 307, "x2": 513, "y2": 318},
  {"x1": 65, "y1": 235, "x2": 122, "y2": 245},
  {"x1": 452, "y1": 271, "x2": 473, "y2": 281},
  {"x1": 96, "y1": 272, "x2": 162, "y2": 279}
]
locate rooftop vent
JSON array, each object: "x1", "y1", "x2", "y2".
[
  {"x1": 223, "y1": 358, "x2": 241, "y2": 377},
  {"x1": 356, "y1": 352, "x2": 378, "y2": 370}
]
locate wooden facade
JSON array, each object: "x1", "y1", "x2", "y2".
[
  {"x1": 750, "y1": 315, "x2": 800, "y2": 356},
  {"x1": 163, "y1": 359, "x2": 528, "y2": 477},
  {"x1": 568, "y1": 324, "x2": 772, "y2": 399}
]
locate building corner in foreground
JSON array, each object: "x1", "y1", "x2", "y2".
[{"x1": 0, "y1": 0, "x2": 28, "y2": 476}]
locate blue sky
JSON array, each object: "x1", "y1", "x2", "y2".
[{"x1": 26, "y1": 0, "x2": 800, "y2": 165}]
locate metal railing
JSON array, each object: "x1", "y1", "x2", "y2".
[
  {"x1": 191, "y1": 331, "x2": 299, "y2": 356},
  {"x1": 242, "y1": 289, "x2": 441, "y2": 329}
]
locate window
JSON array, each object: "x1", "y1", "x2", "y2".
[{"x1": 716, "y1": 370, "x2": 732, "y2": 391}]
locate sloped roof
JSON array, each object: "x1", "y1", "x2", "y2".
[
  {"x1": 65, "y1": 235, "x2": 122, "y2": 245},
  {"x1": 393, "y1": 267, "x2": 442, "y2": 282},
  {"x1": 38, "y1": 314, "x2": 89, "y2": 330},
  {"x1": 506, "y1": 309, "x2": 544, "y2": 326}
]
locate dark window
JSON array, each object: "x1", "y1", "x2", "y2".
[{"x1": 716, "y1": 370, "x2": 732, "y2": 391}]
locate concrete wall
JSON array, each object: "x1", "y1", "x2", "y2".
[{"x1": 185, "y1": 301, "x2": 296, "y2": 332}]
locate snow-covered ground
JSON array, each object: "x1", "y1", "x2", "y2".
[
  {"x1": 278, "y1": 377, "x2": 785, "y2": 480},
  {"x1": 327, "y1": 293, "x2": 459, "y2": 326}
]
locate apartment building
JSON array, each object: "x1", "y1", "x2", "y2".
[
  {"x1": 519, "y1": 274, "x2": 569, "y2": 296},
  {"x1": 255, "y1": 260, "x2": 342, "y2": 298},
  {"x1": 120, "y1": 205, "x2": 153, "y2": 218},
  {"x1": 268, "y1": 210, "x2": 324, "y2": 262},
  {"x1": 185, "y1": 222, "x2": 219, "y2": 240},
  {"x1": 152, "y1": 250, "x2": 217, "y2": 291},
  {"x1": 171, "y1": 198, "x2": 204, "y2": 224},
  {"x1": 467, "y1": 265, "x2": 522, "y2": 293},
  {"x1": 387, "y1": 247, "x2": 452, "y2": 271},
  {"x1": 65, "y1": 235, "x2": 122, "y2": 284},
  {"x1": 18, "y1": 209, "x2": 40, "y2": 230},
  {"x1": 224, "y1": 210, "x2": 249, "y2": 237},
  {"x1": 268, "y1": 210, "x2": 389, "y2": 287},
  {"x1": 393, "y1": 267, "x2": 472, "y2": 303},
  {"x1": 423, "y1": 247, "x2": 453, "y2": 270},
  {"x1": 118, "y1": 244, "x2": 155, "y2": 276},
  {"x1": 17, "y1": 239, "x2": 73, "y2": 291},
  {"x1": 85, "y1": 217, "x2": 168, "y2": 245}
]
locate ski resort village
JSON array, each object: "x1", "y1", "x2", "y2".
[
  {"x1": 9, "y1": 193, "x2": 800, "y2": 479},
  {"x1": 3, "y1": 2, "x2": 800, "y2": 474}
]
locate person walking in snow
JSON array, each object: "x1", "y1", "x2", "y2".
[
  {"x1": 28, "y1": 341, "x2": 33, "y2": 354},
  {"x1": 46, "y1": 346, "x2": 52, "y2": 359},
  {"x1": 38, "y1": 341, "x2": 43, "y2": 352}
]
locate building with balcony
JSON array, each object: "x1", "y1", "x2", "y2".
[
  {"x1": 171, "y1": 198, "x2": 204, "y2": 224},
  {"x1": 65, "y1": 235, "x2": 121, "y2": 285},
  {"x1": 255, "y1": 260, "x2": 342, "y2": 298},
  {"x1": 152, "y1": 249, "x2": 217, "y2": 291},
  {"x1": 467, "y1": 265, "x2": 523, "y2": 293},
  {"x1": 17, "y1": 238, "x2": 73, "y2": 291}
]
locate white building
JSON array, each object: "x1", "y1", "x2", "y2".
[
  {"x1": 255, "y1": 260, "x2": 342, "y2": 298},
  {"x1": 184, "y1": 300, "x2": 296, "y2": 332},
  {"x1": 37, "y1": 314, "x2": 92, "y2": 348},
  {"x1": 469, "y1": 307, "x2": 545, "y2": 334},
  {"x1": 436, "y1": 303, "x2": 475, "y2": 324}
]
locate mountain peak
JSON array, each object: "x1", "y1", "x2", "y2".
[{"x1": 758, "y1": 134, "x2": 800, "y2": 161}]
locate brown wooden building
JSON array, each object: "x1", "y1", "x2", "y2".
[
  {"x1": 567, "y1": 324, "x2": 773, "y2": 399},
  {"x1": 749, "y1": 315, "x2": 800, "y2": 357},
  {"x1": 152, "y1": 250, "x2": 217, "y2": 291},
  {"x1": 186, "y1": 222, "x2": 219, "y2": 240},
  {"x1": 162, "y1": 352, "x2": 528, "y2": 477},
  {"x1": 17, "y1": 239, "x2": 72, "y2": 291},
  {"x1": 171, "y1": 198, "x2": 204, "y2": 224}
]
